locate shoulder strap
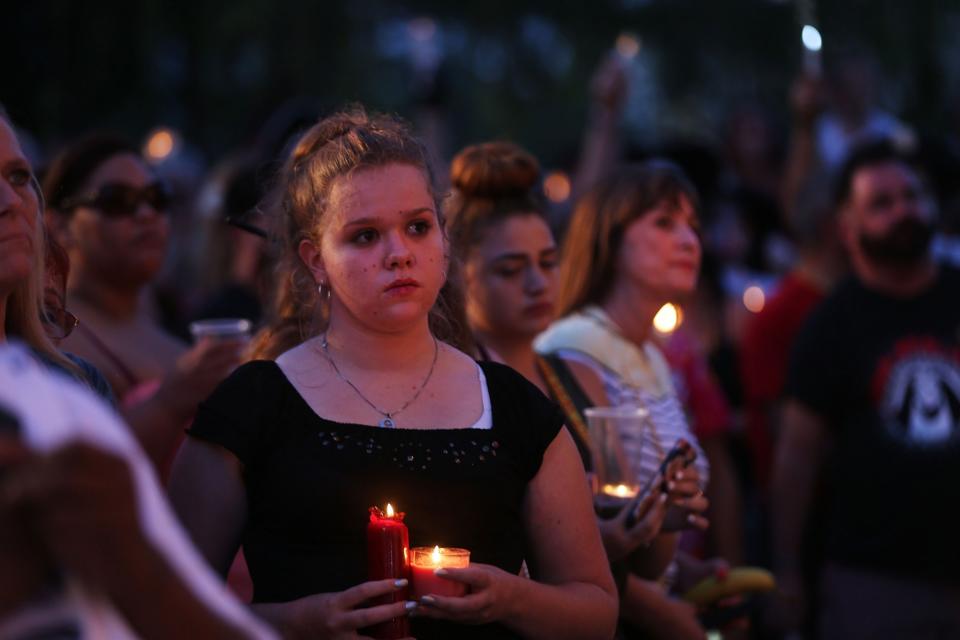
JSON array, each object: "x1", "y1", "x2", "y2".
[
  {"x1": 74, "y1": 323, "x2": 141, "y2": 389},
  {"x1": 536, "y1": 354, "x2": 594, "y2": 470}
]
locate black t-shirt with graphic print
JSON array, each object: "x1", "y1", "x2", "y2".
[{"x1": 787, "y1": 266, "x2": 960, "y2": 583}]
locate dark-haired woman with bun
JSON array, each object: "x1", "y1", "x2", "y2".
[
  {"x1": 447, "y1": 142, "x2": 713, "y2": 634},
  {"x1": 169, "y1": 110, "x2": 618, "y2": 639},
  {"x1": 446, "y1": 142, "x2": 561, "y2": 384}
]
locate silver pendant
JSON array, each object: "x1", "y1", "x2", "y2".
[{"x1": 379, "y1": 417, "x2": 396, "y2": 428}]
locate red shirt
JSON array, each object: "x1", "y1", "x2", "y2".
[
  {"x1": 662, "y1": 328, "x2": 732, "y2": 441},
  {"x1": 739, "y1": 272, "x2": 824, "y2": 489}
]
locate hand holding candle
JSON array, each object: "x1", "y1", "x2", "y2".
[{"x1": 411, "y1": 546, "x2": 471, "y2": 599}]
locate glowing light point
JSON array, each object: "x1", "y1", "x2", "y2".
[
  {"x1": 743, "y1": 286, "x2": 766, "y2": 313},
  {"x1": 385, "y1": 503, "x2": 395, "y2": 517},
  {"x1": 801, "y1": 25, "x2": 822, "y2": 52},
  {"x1": 145, "y1": 128, "x2": 176, "y2": 162},
  {"x1": 408, "y1": 17, "x2": 436, "y2": 42},
  {"x1": 653, "y1": 303, "x2": 682, "y2": 334},
  {"x1": 616, "y1": 32, "x2": 641, "y2": 60},
  {"x1": 432, "y1": 545, "x2": 442, "y2": 564},
  {"x1": 544, "y1": 171, "x2": 571, "y2": 203}
]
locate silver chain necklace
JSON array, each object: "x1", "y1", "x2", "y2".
[{"x1": 320, "y1": 333, "x2": 440, "y2": 428}]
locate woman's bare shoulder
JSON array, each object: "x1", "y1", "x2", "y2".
[{"x1": 561, "y1": 358, "x2": 609, "y2": 407}]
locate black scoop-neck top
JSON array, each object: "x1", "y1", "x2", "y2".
[{"x1": 188, "y1": 359, "x2": 564, "y2": 640}]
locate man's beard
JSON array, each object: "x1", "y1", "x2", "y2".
[{"x1": 859, "y1": 216, "x2": 934, "y2": 269}]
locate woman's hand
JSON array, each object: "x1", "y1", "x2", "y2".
[
  {"x1": 271, "y1": 579, "x2": 416, "y2": 640},
  {"x1": 160, "y1": 337, "x2": 246, "y2": 418},
  {"x1": 598, "y1": 488, "x2": 669, "y2": 561},
  {"x1": 663, "y1": 460, "x2": 709, "y2": 532},
  {"x1": 411, "y1": 563, "x2": 519, "y2": 626}
]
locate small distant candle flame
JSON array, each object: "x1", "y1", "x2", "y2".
[
  {"x1": 386, "y1": 503, "x2": 395, "y2": 517},
  {"x1": 743, "y1": 286, "x2": 765, "y2": 313},
  {"x1": 432, "y1": 545, "x2": 442, "y2": 564}
]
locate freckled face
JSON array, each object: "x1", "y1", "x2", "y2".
[
  {"x1": 464, "y1": 214, "x2": 558, "y2": 339},
  {"x1": 310, "y1": 163, "x2": 446, "y2": 333}
]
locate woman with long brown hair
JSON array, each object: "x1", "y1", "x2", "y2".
[
  {"x1": 169, "y1": 109, "x2": 618, "y2": 639},
  {"x1": 536, "y1": 161, "x2": 712, "y2": 639}
]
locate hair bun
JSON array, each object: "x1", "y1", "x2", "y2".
[{"x1": 450, "y1": 141, "x2": 540, "y2": 199}]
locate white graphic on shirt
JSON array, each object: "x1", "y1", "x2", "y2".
[{"x1": 882, "y1": 354, "x2": 960, "y2": 445}]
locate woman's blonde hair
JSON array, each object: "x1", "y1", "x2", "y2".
[
  {"x1": 0, "y1": 108, "x2": 79, "y2": 375},
  {"x1": 250, "y1": 106, "x2": 473, "y2": 359}
]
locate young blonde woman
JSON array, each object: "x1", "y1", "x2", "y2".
[{"x1": 169, "y1": 110, "x2": 618, "y2": 640}]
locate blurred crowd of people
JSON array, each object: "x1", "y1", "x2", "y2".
[{"x1": 2, "y1": 41, "x2": 959, "y2": 640}]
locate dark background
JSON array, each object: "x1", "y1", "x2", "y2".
[{"x1": 4, "y1": 0, "x2": 958, "y2": 169}]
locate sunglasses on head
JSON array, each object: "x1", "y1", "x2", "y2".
[{"x1": 61, "y1": 181, "x2": 172, "y2": 218}]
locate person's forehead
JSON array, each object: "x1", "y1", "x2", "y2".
[
  {"x1": 327, "y1": 164, "x2": 432, "y2": 220},
  {"x1": 0, "y1": 120, "x2": 28, "y2": 165},
  {"x1": 636, "y1": 193, "x2": 696, "y2": 223},
  {"x1": 852, "y1": 161, "x2": 918, "y2": 195},
  {"x1": 478, "y1": 214, "x2": 554, "y2": 257},
  {"x1": 86, "y1": 152, "x2": 151, "y2": 187}
]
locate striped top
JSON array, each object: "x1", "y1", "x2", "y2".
[{"x1": 535, "y1": 307, "x2": 709, "y2": 490}]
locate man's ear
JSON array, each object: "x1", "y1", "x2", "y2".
[
  {"x1": 298, "y1": 238, "x2": 327, "y2": 285},
  {"x1": 837, "y1": 204, "x2": 857, "y2": 253}
]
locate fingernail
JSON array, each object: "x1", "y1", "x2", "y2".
[
  {"x1": 421, "y1": 595, "x2": 436, "y2": 605},
  {"x1": 687, "y1": 514, "x2": 697, "y2": 523},
  {"x1": 659, "y1": 493, "x2": 668, "y2": 503},
  {"x1": 668, "y1": 481, "x2": 676, "y2": 491},
  {"x1": 394, "y1": 579, "x2": 408, "y2": 588},
  {"x1": 405, "y1": 600, "x2": 418, "y2": 611},
  {"x1": 676, "y1": 471, "x2": 684, "y2": 480},
  {"x1": 434, "y1": 568, "x2": 448, "y2": 576}
]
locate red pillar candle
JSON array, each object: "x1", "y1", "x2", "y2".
[
  {"x1": 365, "y1": 503, "x2": 410, "y2": 639},
  {"x1": 410, "y1": 546, "x2": 471, "y2": 599}
]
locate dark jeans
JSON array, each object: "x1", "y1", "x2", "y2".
[{"x1": 819, "y1": 564, "x2": 960, "y2": 640}]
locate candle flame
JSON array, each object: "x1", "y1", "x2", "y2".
[
  {"x1": 432, "y1": 545, "x2": 442, "y2": 564},
  {"x1": 386, "y1": 503, "x2": 395, "y2": 517},
  {"x1": 601, "y1": 483, "x2": 639, "y2": 498},
  {"x1": 653, "y1": 303, "x2": 682, "y2": 334}
]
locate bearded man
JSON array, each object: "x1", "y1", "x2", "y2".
[{"x1": 771, "y1": 140, "x2": 960, "y2": 640}]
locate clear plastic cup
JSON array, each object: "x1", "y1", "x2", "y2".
[
  {"x1": 584, "y1": 406, "x2": 648, "y2": 515},
  {"x1": 188, "y1": 318, "x2": 252, "y2": 342}
]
